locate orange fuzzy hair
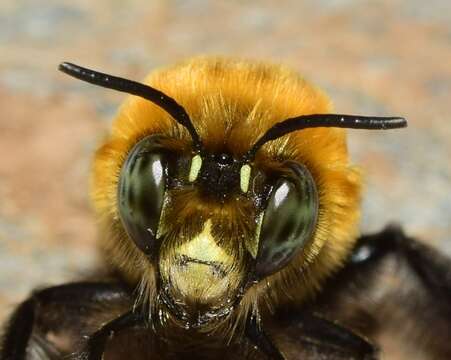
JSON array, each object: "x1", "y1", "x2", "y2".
[{"x1": 91, "y1": 56, "x2": 362, "y2": 321}]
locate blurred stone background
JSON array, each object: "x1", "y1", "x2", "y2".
[{"x1": 0, "y1": 0, "x2": 450, "y2": 323}]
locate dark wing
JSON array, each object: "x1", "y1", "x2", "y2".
[
  {"x1": 0, "y1": 282, "x2": 131, "y2": 360},
  {"x1": 266, "y1": 311, "x2": 377, "y2": 360},
  {"x1": 304, "y1": 226, "x2": 451, "y2": 360}
]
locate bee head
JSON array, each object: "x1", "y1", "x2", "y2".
[{"x1": 60, "y1": 58, "x2": 406, "y2": 332}]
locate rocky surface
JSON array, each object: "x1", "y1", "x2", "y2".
[{"x1": 0, "y1": 0, "x2": 450, "y2": 323}]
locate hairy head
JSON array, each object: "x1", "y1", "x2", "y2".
[{"x1": 60, "y1": 57, "x2": 406, "y2": 335}]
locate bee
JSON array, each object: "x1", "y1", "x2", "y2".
[{"x1": 1, "y1": 57, "x2": 451, "y2": 360}]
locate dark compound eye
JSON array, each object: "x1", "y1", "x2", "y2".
[
  {"x1": 254, "y1": 162, "x2": 318, "y2": 278},
  {"x1": 118, "y1": 136, "x2": 168, "y2": 256}
]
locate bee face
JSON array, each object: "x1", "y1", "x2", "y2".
[
  {"x1": 63, "y1": 57, "x2": 403, "y2": 333},
  {"x1": 116, "y1": 128, "x2": 319, "y2": 325}
]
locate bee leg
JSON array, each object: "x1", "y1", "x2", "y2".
[
  {"x1": 350, "y1": 225, "x2": 451, "y2": 309},
  {"x1": 0, "y1": 282, "x2": 129, "y2": 360},
  {"x1": 80, "y1": 310, "x2": 144, "y2": 360},
  {"x1": 269, "y1": 311, "x2": 378, "y2": 359},
  {"x1": 245, "y1": 315, "x2": 284, "y2": 360},
  {"x1": 1, "y1": 297, "x2": 36, "y2": 360}
]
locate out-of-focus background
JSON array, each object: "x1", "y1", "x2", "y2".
[{"x1": 0, "y1": 0, "x2": 450, "y2": 322}]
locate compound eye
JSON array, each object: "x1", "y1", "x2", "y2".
[
  {"x1": 254, "y1": 163, "x2": 318, "y2": 278},
  {"x1": 118, "y1": 136, "x2": 168, "y2": 255}
]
